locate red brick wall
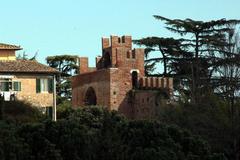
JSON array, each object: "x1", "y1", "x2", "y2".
[
  {"x1": 130, "y1": 90, "x2": 167, "y2": 119},
  {"x1": 72, "y1": 69, "x2": 111, "y2": 109},
  {"x1": 79, "y1": 57, "x2": 89, "y2": 74},
  {"x1": 109, "y1": 68, "x2": 134, "y2": 117},
  {"x1": 72, "y1": 35, "x2": 173, "y2": 119}
]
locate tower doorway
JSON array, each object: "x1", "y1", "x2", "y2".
[{"x1": 84, "y1": 87, "x2": 97, "y2": 105}]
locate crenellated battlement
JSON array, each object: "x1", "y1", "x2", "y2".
[
  {"x1": 139, "y1": 77, "x2": 173, "y2": 90},
  {"x1": 72, "y1": 35, "x2": 174, "y2": 119},
  {"x1": 102, "y1": 35, "x2": 132, "y2": 50}
]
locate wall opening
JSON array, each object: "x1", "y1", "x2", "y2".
[
  {"x1": 127, "y1": 51, "x2": 130, "y2": 59},
  {"x1": 104, "y1": 51, "x2": 111, "y2": 68},
  {"x1": 132, "y1": 52, "x2": 136, "y2": 59},
  {"x1": 132, "y1": 71, "x2": 138, "y2": 89},
  {"x1": 84, "y1": 87, "x2": 97, "y2": 105},
  {"x1": 118, "y1": 37, "x2": 121, "y2": 43}
]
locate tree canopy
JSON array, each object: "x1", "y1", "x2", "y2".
[
  {"x1": 0, "y1": 106, "x2": 226, "y2": 160},
  {"x1": 46, "y1": 55, "x2": 79, "y2": 102},
  {"x1": 135, "y1": 16, "x2": 240, "y2": 103}
]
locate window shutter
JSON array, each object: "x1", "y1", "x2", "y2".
[
  {"x1": 13, "y1": 82, "x2": 21, "y2": 91},
  {"x1": 36, "y1": 79, "x2": 41, "y2": 93},
  {"x1": 48, "y1": 78, "x2": 53, "y2": 93},
  {"x1": 19, "y1": 82, "x2": 21, "y2": 91}
]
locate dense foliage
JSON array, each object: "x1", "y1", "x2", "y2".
[
  {"x1": 0, "y1": 100, "x2": 44, "y2": 123},
  {"x1": 0, "y1": 104, "x2": 225, "y2": 160},
  {"x1": 156, "y1": 95, "x2": 240, "y2": 160},
  {"x1": 134, "y1": 16, "x2": 240, "y2": 104},
  {"x1": 135, "y1": 16, "x2": 240, "y2": 160}
]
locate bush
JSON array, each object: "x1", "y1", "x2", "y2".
[
  {"x1": 0, "y1": 106, "x2": 226, "y2": 160},
  {"x1": 0, "y1": 100, "x2": 44, "y2": 123},
  {"x1": 156, "y1": 95, "x2": 234, "y2": 159},
  {"x1": 56, "y1": 100, "x2": 74, "y2": 119}
]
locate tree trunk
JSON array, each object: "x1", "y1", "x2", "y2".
[
  {"x1": 159, "y1": 46, "x2": 167, "y2": 76},
  {"x1": 193, "y1": 33, "x2": 200, "y2": 103}
]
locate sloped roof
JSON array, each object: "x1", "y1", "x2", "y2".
[
  {"x1": 0, "y1": 43, "x2": 22, "y2": 50},
  {"x1": 0, "y1": 60, "x2": 59, "y2": 74}
]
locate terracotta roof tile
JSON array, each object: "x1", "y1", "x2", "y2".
[
  {"x1": 0, "y1": 43, "x2": 22, "y2": 50},
  {"x1": 0, "y1": 60, "x2": 59, "y2": 74}
]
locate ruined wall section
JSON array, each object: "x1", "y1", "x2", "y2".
[{"x1": 79, "y1": 57, "x2": 96, "y2": 74}]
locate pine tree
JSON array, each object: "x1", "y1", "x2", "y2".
[
  {"x1": 136, "y1": 16, "x2": 240, "y2": 103},
  {"x1": 46, "y1": 55, "x2": 79, "y2": 103}
]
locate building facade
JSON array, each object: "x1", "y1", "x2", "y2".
[
  {"x1": 72, "y1": 36, "x2": 173, "y2": 119},
  {"x1": 0, "y1": 43, "x2": 58, "y2": 120}
]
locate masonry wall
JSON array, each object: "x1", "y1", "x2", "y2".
[
  {"x1": 130, "y1": 90, "x2": 167, "y2": 119},
  {"x1": 13, "y1": 75, "x2": 54, "y2": 107},
  {"x1": 72, "y1": 35, "x2": 174, "y2": 119},
  {"x1": 72, "y1": 69, "x2": 111, "y2": 109},
  {"x1": 109, "y1": 68, "x2": 135, "y2": 118},
  {"x1": 0, "y1": 50, "x2": 16, "y2": 60}
]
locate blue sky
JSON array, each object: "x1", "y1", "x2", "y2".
[{"x1": 1, "y1": 0, "x2": 240, "y2": 66}]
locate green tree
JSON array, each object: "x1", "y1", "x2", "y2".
[
  {"x1": 46, "y1": 55, "x2": 79, "y2": 103},
  {"x1": 213, "y1": 29, "x2": 240, "y2": 160},
  {"x1": 134, "y1": 37, "x2": 188, "y2": 76},
  {"x1": 17, "y1": 51, "x2": 38, "y2": 60},
  {"x1": 0, "y1": 106, "x2": 226, "y2": 160},
  {"x1": 136, "y1": 16, "x2": 240, "y2": 103}
]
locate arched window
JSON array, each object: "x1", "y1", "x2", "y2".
[
  {"x1": 132, "y1": 71, "x2": 138, "y2": 89},
  {"x1": 84, "y1": 87, "x2": 97, "y2": 105}
]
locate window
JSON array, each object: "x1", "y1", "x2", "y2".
[
  {"x1": 132, "y1": 52, "x2": 136, "y2": 59},
  {"x1": 118, "y1": 37, "x2": 121, "y2": 43},
  {"x1": 36, "y1": 78, "x2": 53, "y2": 93},
  {"x1": 0, "y1": 79, "x2": 12, "y2": 91},
  {"x1": 131, "y1": 71, "x2": 138, "y2": 89},
  {"x1": 127, "y1": 51, "x2": 130, "y2": 59},
  {"x1": 41, "y1": 79, "x2": 48, "y2": 92},
  {"x1": 0, "y1": 82, "x2": 9, "y2": 91},
  {"x1": 13, "y1": 82, "x2": 21, "y2": 91},
  {"x1": 103, "y1": 52, "x2": 111, "y2": 68},
  {"x1": 122, "y1": 37, "x2": 125, "y2": 43}
]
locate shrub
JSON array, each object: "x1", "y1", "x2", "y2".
[{"x1": 0, "y1": 100, "x2": 44, "y2": 123}]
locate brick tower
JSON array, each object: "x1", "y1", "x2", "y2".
[{"x1": 72, "y1": 35, "x2": 173, "y2": 119}]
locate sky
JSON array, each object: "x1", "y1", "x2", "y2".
[{"x1": 1, "y1": 0, "x2": 240, "y2": 66}]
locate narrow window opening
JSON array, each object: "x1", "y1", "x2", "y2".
[
  {"x1": 132, "y1": 52, "x2": 136, "y2": 59},
  {"x1": 104, "y1": 52, "x2": 111, "y2": 68},
  {"x1": 127, "y1": 51, "x2": 130, "y2": 59},
  {"x1": 122, "y1": 37, "x2": 125, "y2": 43},
  {"x1": 132, "y1": 71, "x2": 138, "y2": 89},
  {"x1": 118, "y1": 37, "x2": 121, "y2": 43},
  {"x1": 147, "y1": 97, "x2": 149, "y2": 102}
]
